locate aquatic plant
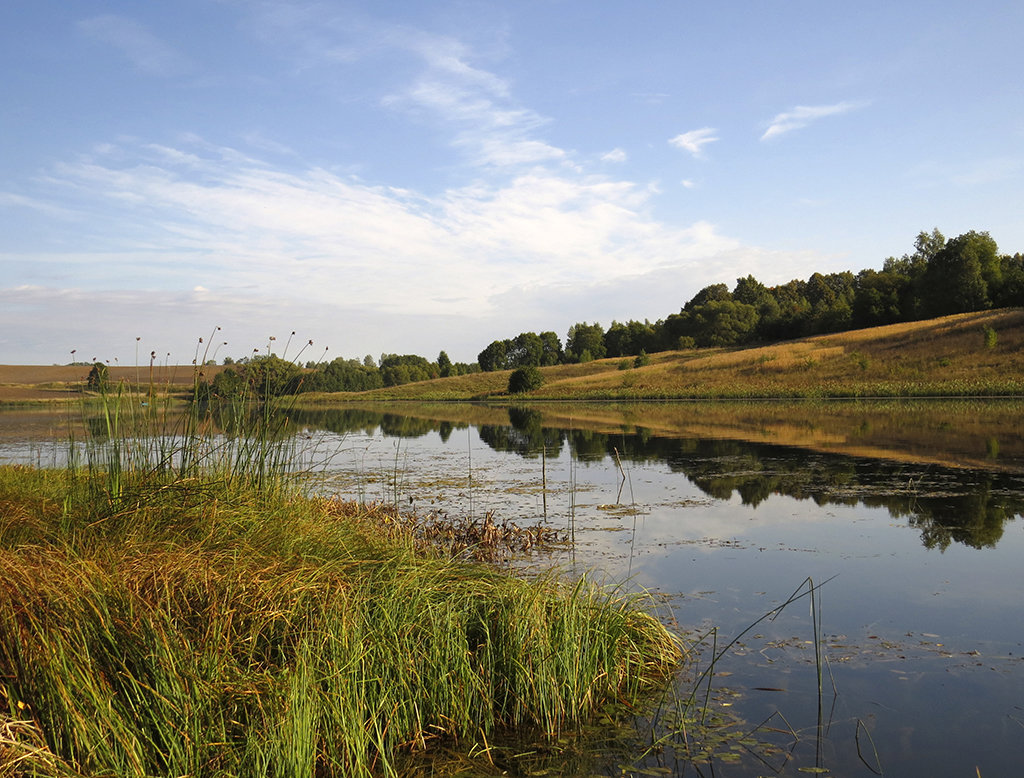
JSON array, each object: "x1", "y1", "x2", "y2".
[
  {"x1": 0, "y1": 468, "x2": 682, "y2": 777},
  {"x1": 0, "y1": 344, "x2": 683, "y2": 775}
]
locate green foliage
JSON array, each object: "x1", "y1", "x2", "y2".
[
  {"x1": 688, "y1": 300, "x2": 759, "y2": 347},
  {"x1": 634, "y1": 350, "x2": 651, "y2": 367},
  {"x1": 437, "y1": 350, "x2": 453, "y2": 378},
  {"x1": 983, "y1": 325, "x2": 998, "y2": 350},
  {"x1": 478, "y1": 339, "x2": 508, "y2": 372},
  {"x1": 921, "y1": 231, "x2": 997, "y2": 316},
  {"x1": 478, "y1": 332, "x2": 562, "y2": 372},
  {"x1": 508, "y1": 365, "x2": 544, "y2": 394},
  {"x1": 566, "y1": 322, "x2": 606, "y2": 362},
  {"x1": 86, "y1": 362, "x2": 109, "y2": 392},
  {"x1": 0, "y1": 467, "x2": 680, "y2": 778},
  {"x1": 473, "y1": 228, "x2": 1019, "y2": 373}
]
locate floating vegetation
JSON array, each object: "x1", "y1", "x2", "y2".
[{"x1": 326, "y1": 500, "x2": 569, "y2": 561}]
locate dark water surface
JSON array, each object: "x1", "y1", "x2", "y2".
[{"x1": 3, "y1": 401, "x2": 1023, "y2": 776}]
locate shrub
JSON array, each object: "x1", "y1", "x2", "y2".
[
  {"x1": 86, "y1": 362, "x2": 109, "y2": 392},
  {"x1": 983, "y1": 325, "x2": 998, "y2": 350},
  {"x1": 508, "y1": 366, "x2": 544, "y2": 394},
  {"x1": 634, "y1": 350, "x2": 651, "y2": 368}
]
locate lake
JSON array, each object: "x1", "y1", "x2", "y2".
[{"x1": 3, "y1": 399, "x2": 1023, "y2": 776}]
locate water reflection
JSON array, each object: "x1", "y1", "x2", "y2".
[{"x1": 290, "y1": 405, "x2": 1024, "y2": 552}]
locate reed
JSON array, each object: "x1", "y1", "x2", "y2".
[{"x1": 0, "y1": 460, "x2": 681, "y2": 776}]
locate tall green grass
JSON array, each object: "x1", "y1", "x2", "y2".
[{"x1": 0, "y1": 365, "x2": 682, "y2": 776}]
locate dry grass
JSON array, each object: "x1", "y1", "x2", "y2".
[{"x1": 290, "y1": 309, "x2": 1024, "y2": 403}]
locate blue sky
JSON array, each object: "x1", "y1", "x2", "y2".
[{"x1": 2, "y1": 1, "x2": 1022, "y2": 365}]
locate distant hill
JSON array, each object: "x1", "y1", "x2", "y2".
[
  {"x1": 0, "y1": 364, "x2": 228, "y2": 404},
  {"x1": 296, "y1": 308, "x2": 1024, "y2": 402}
]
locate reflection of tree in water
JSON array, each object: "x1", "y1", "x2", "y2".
[
  {"x1": 476, "y1": 408, "x2": 563, "y2": 459},
  {"x1": 271, "y1": 408, "x2": 1023, "y2": 551},
  {"x1": 474, "y1": 421, "x2": 1024, "y2": 552},
  {"x1": 288, "y1": 409, "x2": 468, "y2": 440},
  {"x1": 867, "y1": 482, "x2": 1008, "y2": 550}
]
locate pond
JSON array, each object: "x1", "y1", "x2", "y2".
[{"x1": 3, "y1": 400, "x2": 1024, "y2": 776}]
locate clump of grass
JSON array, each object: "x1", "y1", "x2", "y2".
[{"x1": 0, "y1": 462, "x2": 681, "y2": 777}]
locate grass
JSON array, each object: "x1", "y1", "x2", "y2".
[
  {"x1": 0, "y1": 382, "x2": 683, "y2": 776},
  {"x1": 291, "y1": 308, "x2": 1024, "y2": 403}
]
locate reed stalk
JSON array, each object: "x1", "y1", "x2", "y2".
[{"x1": 0, "y1": 379, "x2": 683, "y2": 776}]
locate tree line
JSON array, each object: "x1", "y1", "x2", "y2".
[
  {"x1": 476, "y1": 229, "x2": 1024, "y2": 369},
  {"x1": 195, "y1": 228, "x2": 1021, "y2": 399},
  {"x1": 196, "y1": 351, "x2": 479, "y2": 401}
]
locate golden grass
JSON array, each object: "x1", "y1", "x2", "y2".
[{"x1": 288, "y1": 309, "x2": 1024, "y2": 403}]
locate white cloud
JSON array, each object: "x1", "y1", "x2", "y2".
[
  {"x1": 669, "y1": 128, "x2": 719, "y2": 158},
  {"x1": 1, "y1": 136, "x2": 832, "y2": 363},
  {"x1": 78, "y1": 15, "x2": 190, "y2": 77},
  {"x1": 681, "y1": 179, "x2": 696, "y2": 189},
  {"x1": 601, "y1": 148, "x2": 628, "y2": 163},
  {"x1": 760, "y1": 101, "x2": 866, "y2": 140}
]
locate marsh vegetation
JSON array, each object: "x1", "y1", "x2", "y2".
[{"x1": 0, "y1": 392, "x2": 685, "y2": 777}]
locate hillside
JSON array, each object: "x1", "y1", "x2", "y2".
[
  {"x1": 3, "y1": 309, "x2": 1022, "y2": 405},
  {"x1": 297, "y1": 308, "x2": 1024, "y2": 402}
]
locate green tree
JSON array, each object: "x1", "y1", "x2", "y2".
[
  {"x1": 508, "y1": 366, "x2": 544, "y2": 394},
  {"x1": 688, "y1": 300, "x2": 759, "y2": 347},
  {"x1": 684, "y1": 283, "x2": 732, "y2": 310},
  {"x1": 478, "y1": 340, "x2": 509, "y2": 372},
  {"x1": 921, "y1": 231, "x2": 997, "y2": 316},
  {"x1": 437, "y1": 350, "x2": 453, "y2": 378},
  {"x1": 379, "y1": 354, "x2": 437, "y2": 386},
  {"x1": 539, "y1": 331, "x2": 562, "y2": 365},
  {"x1": 853, "y1": 268, "x2": 907, "y2": 327},
  {"x1": 566, "y1": 322, "x2": 606, "y2": 362},
  {"x1": 993, "y1": 253, "x2": 1024, "y2": 307},
  {"x1": 509, "y1": 332, "x2": 544, "y2": 367},
  {"x1": 86, "y1": 362, "x2": 109, "y2": 392}
]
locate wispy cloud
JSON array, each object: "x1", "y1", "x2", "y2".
[
  {"x1": 78, "y1": 15, "x2": 190, "y2": 77},
  {"x1": 1, "y1": 137, "x2": 823, "y2": 363},
  {"x1": 601, "y1": 148, "x2": 628, "y2": 163},
  {"x1": 669, "y1": 128, "x2": 718, "y2": 158},
  {"x1": 760, "y1": 101, "x2": 866, "y2": 140}
]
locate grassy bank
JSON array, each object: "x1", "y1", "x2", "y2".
[
  {"x1": 294, "y1": 308, "x2": 1024, "y2": 402},
  {"x1": 0, "y1": 461, "x2": 681, "y2": 777}
]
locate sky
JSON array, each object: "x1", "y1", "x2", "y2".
[{"x1": 2, "y1": 1, "x2": 1023, "y2": 366}]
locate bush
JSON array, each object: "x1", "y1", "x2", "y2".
[
  {"x1": 86, "y1": 362, "x2": 109, "y2": 392},
  {"x1": 508, "y1": 366, "x2": 544, "y2": 394},
  {"x1": 983, "y1": 325, "x2": 998, "y2": 350}
]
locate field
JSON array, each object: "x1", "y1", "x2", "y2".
[
  {"x1": 0, "y1": 364, "x2": 228, "y2": 404},
  {"x1": 3, "y1": 309, "x2": 1023, "y2": 405},
  {"x1": 296, "y1": 308, "x2": 1024, "y2": 402}
]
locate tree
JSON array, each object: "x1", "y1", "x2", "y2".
[
  {"x1": 688, "y1": 300, "x2": 759, "y2": 347},
  {"x1": 921, "y1": 231, "x2": 997, "y2": 316},
  {"x1": 508, "y1": 366, "x2": 544, "y2": 394},
  {"x1": 539, "y1": 331, "x2": 562, "y2": 365},
  {"x1": 509, "y1": 332, "x2": 544, "y2": 367},
  {"x1": 734, "y1": 275, "x2": 780, "y2": 334},
  {"x1": 478, "y1": 340, "x2": 509, "y2": 372},
  {"x1": 437, "y1": 350, "x2": 453, "y2": 378},
  {"x1": 379, "y1": 354, "x2": 437, "y2": 386},
  {"x1": 684, "y1": 283, "x2": 732, "y2": 311},
  {"x1": 853, "y1": 268, "x2": 907, "y2": 328},
  {"x1": 86, "y1": 362, "x2": 109, "y2": 392},
  {"x1": 566, "y1": 322, "x2": 606, "y2": 362}
]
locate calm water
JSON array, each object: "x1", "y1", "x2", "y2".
[{"x1": 3, "y1": 402, "x2": 1023, "y2": 776}]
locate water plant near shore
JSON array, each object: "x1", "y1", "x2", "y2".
[{"x1": 0, "y1": 372, "x2": 683, "y2": 777}]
